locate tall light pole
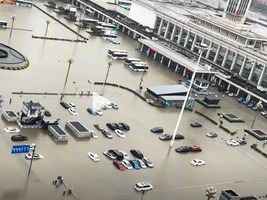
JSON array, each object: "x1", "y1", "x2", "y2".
[
  {"x1": 101, "y1": 61, "x2": 112, "y2": 95},
  {"x1": 138, "y1": 71, "x2": 145, "y2": 91},
  {"x1": 8, "y1": 15, "x2": 15, "y2": 44},
  {"x1": 251, "y1": 101, "x2": 263, "y2": 129},
  {"x1": 60, "y1": 59, "x2": 73, "y2": 101},
  {"x1": 169, "y1": 43, "x2": 208, "y2": 147},
  {"x1": 44, "y1": 20, "x2": 50, "y2": 37}
]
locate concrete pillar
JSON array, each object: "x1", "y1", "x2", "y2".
[
  {"x1": 122, "y1": 26, "x2": 125, "y2": 33},
  {"x1": 128, "y1": 29, "x2": 131, "y2": 36},
  {"x1": 177, "y1": 27, "x2": 184, "y2": 44},
  {"x1": 239, "y1": 56, "x2": 247, "y2": 76},
  {"x1": 230, "y1": 53, "x2": 238, "y2": 71},
  {"x1": 164, "y1": 22, "x2": 170, "y2": 39},
  {"x1": 214, "y1": 45, "x2": 221, "y2": 62},
  {"x1": 140, "y1": 43, "x2": 144, "y2": 52},
  {"x1": 206, "y1": 42, "x2": 213, "y2": 59},
  {"x1": 227, "y1": 83, "x2": 231, "y2": 91},
  {"x1": 160, "y1": 55, "x2": 164, "y2": 64},
  {"x1": 222, "y1": 48, "x2": 229, "y2": 67},
  {"x1": 153, "y1": 52, "x2": 157, "y2": 60},
  {"x1": 182, "y1": 68, "x2": 187, "y2": 77},
  {"x1": 170, "y1": 25, "x2": 176, "y2": 41},
  {"x1": 146, "y1": 48, "x2": 150, "y2": 57},
  {"x1": 184, "y1": 31, "x2": 190, "y2": 47},
  {"x1": 257, "y1": 64, "x2": 266, "y2": 86},
  {"x1": 133, "y1": 32, "x2": 137, "y2": 39},
  {"x1": 190, "y1": 34, "x2": 197, "y2": 51},
  {"x1": 248, "y1": 61, "x2": 257, "y2": 81},
  {"x1": 167, "y1": 59, "x2": 171, "y2": 68},
  {"x1": 236, "y1": 88, "x2": 240, "y2": 96},
  {"x1": 175, "y1": 63, "x2": 179, "y2": 72},
  {"x1": 157, "y1": 19, "x2": 163, "y2": 35}
]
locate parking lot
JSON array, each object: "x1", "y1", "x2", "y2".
[{"x1": 0, "y1": 3, "x2": 267, "y2": 200}]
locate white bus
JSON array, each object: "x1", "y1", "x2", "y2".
[
  {"x1": 128, "y1": 62, "x2": 149, "y2": 72},
  {"x1": 124, "y1": 57, "x2": 141, "y2": 65},
  {"x1": 107, "y1": 49, "x2": 128, "y2": 60},
  {"x1": 0, "y1": 21, "x2": 8, "y2": 29}
]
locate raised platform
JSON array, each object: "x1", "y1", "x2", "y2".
[{"x1": 222, "y1": 113, "x2": 245, "y2": 123}]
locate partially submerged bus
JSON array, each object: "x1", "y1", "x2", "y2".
[
  {"x1": 124, "y1": 57, "x2": 141, "y2": 65},
  {"x1": 128, "y1": 61, "x2": 149, "y2": 72},
  {"x1": 107, "y1": 49, "x2": 128, "y2": 60}
]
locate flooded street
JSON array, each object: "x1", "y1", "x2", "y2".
[{"x1": 0, "y1": 2, "x2": 267, "y2": 200}]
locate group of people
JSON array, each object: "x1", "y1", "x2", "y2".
[{"x1": 52, "y1": 176, "x2": 73, "y2": 197}]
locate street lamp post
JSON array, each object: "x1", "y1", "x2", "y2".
[
  {"x1": 138, "y1": 71, "x2": 145, "y2": 91},
  {"x1": 60, "y1": 59, "x2": 73, "y2": 101},
  {"x1": 101, "y1": 61, "x2": 112, "y2": 95},
  {"x1": 8, "y1": 15, "x2": 15, "y2": 44},
  {"x1": 251, "y1": 101, "x2": 263, "y2": 129},
  {"x1": 27, "y1": 144, "x2": 36, "y2": 177},
  {"x1": 44, "y1": 20, "x2": 50, "y2": 37},
  {"x1": 169, "y1": 43, "x2": 208, "y2": 147}
]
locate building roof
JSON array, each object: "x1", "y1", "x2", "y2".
[
  {"x1": 147, "y1": 84, "x2": 188, "y2": 96},
  {"x1": 139, "y1": 39, "x2": 216, "y2": 73},
  {"x1": 160, "y1": 95, "x2": 187, "y2": 101}
]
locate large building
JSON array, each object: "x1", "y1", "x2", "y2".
[{"x1": 129, "y1": 0, "x2": 267, "y2": 103}]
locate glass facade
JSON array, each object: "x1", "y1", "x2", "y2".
[
  {"x1": 159, "y1": 20, "x2": 168, "y2": 37},
  {"x1": 260, "y1": 66, "x2": 267, "y2": 88},
  {"x1": 208, "y1": 43, "x2": 218, "y2": 61},
  {"x1": 232, "y1": 54, "x2": 245, "y2": 74},
  {"x1": 216, "y1": 47, "x2": 227, "y2": 66},
  {"x1": 193, "y1": 36, "x2": 203, "y2": 53},
  {"x1": 154, "y1": 16, "x2": 162, "y2": 34},
  {"x1": 241, "y1": 58, "x2": 253, "y2": 79},
  {"x1": 172, "y1": 26, "x2": 181, "y2": 43},
  {"x1": 185, "y1": 32, "x2": 195, "y2": 50},
  {"x1": 179, "y1": 29, "x2": 188, "y2": 46},
  {"x1": 166, "y1": 23, "x2": 174, "y2": 40},
  {"x1": 223, "y1": 50, "x2": 235, "y2": 70},
  {"x1": 250, "y1": 63, "x2": 264, "y2": 85}
]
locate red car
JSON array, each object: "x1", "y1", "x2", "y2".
[
  {"x1": 113, "y1": 160, "x2": 127, "y2": 171},
  {"x1": 191, "y1": 145, "x2": 202, "y2": 152}
]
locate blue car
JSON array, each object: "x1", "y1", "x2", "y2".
[{"x1": 129, "y1": 159, "x2": 141, "y2": 170}]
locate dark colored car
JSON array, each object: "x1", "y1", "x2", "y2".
[
  {"x1": 118, "y1": 123, "x2": 130, "y2": 131},
  {"x1": 60, "y1": 101, "x2": 70, "y2": 109},
  {"x1": 190, "y1": 122, "x2": 202, "y2": 128},
  {"x1": 150, "y1": 127, "x2": 164, "y2": 134},
  {"x1": 113, "y1": 160, "x2": 127, "y2": 171},
  {"x1": 130, "y1": 149, "x2": 144, "y2": 159},
  {"x1": 110, "y1": 149, "x2": 124, "y2": 161},
  {"x1": 175, "y1": 146, "x2": 192, "y2": 153},
  {"x1": 44, "y1": 110, "x2": 51, "y2": 117},
  {"x1": 101, "y1": 130, "x2": 113, "y2": 139},
  {"x1": 11, "y1": 135, "x2": 28, "y2": 142},
  {"x1": 129, "y1": 159, "x2": 141, "y2": 170},
  {"x1": 143, "y1": 157, "x2": 154, "y2": 168},
  {"x1": 159, "y1": 134, "x2": 184, "y2": 141},
  {"x1": 106, "y1": 123, "x2": 119, "y2": 131}
]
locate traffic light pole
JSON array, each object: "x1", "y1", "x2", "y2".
[{"x1": 27, "y1": 144, "x2": 36, "y2": 177}]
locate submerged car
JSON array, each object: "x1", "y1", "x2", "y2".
[
  {"x1": 190, "y1": 159, "x2": 205, "y2": 166},
  {"x1": 118, "y1": 123, "x2": 130, "y2": 131},
  {"x1": 135, "y1": 182, "x2": 153, "y2": 192},
  {"x1": 130, "y1": 149, "x2": 144, "y2": 159},
  {"x1": 150, "y1": 127, "x2": 164, "y2": 134},
  {"x1": 190, "y1": 122, "x2": 202, "y2": 128},
  {"x1": 113, "y1": 160, "x2": 127, "y2": 171},
  {"x1": 4, "y1": 127, "x2": 20, "y2": 133},
  {"x1": 129, "y1": 160, "x2": 141, "y2": 170},
  {"x1": 206, "y1": 132, "x2": 218, "y2": 138},
  {"x1": 138, "y1": 159, "x2": 147, "y2": 169},
  {"x1": 11, "y1": 134, "x2": 28, "y2": 142},
  {"x1": 60, "y1": 101, "x2": 70, "y2": 109},
  {"x1": 88, "y1": 152, "x2": 100, "y2": 162},
  {"x1": 175, "y1": 146, "x2": 192, "y2": 153},
  {"x1": 106, "y1": 123, "x2": 119, "y2": 131},
  {"x1": 114, "y1": 129, "x2": 126, "y2": 138},
  {"x1": 159, "y1": 134, "x2": 184, "y2": 141},
  {"x1": 143, "y1": 157, "x2": 154, "y2": 168},
  {"x1": 122, "y1": 159, "x2": 133, "y2": 170},
  {"x1": 68, "y1": 107, "x2": 78, "y2": 116}
]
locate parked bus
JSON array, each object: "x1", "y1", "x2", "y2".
[
  {"x1": 128, "y1": 61, "x2": 149, "y2": 72},
  {"x1": 0, "y1": 21, "x2": 8, "y2": 29},
  {"x1": 124, "y1": 57, "x2": 141, "y2": 65},
  {"x1": 107, "y1": 49, "x2": 128, "y2": 60}
]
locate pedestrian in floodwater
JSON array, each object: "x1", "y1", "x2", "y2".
[{"x1": 9, "y1": 98, "x2": 12, "y2": 105}]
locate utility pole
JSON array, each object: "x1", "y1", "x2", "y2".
[
  {"x1": 27, "y1": 144, "x2": 36, "y2": 177},
  {"x1": 8, "y1": 15, "x2": 15, "y2": 44},
  {"x1": 101, "y1": 61, "x2": 112, "y2": 95},
  {"x1": 61, "y1": 59, "x2": 73, "y2": 101},
  {"x1": 138, "y1": 71, "x2": 145, "y2": 91}
]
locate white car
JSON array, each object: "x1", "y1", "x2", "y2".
[
  {"x1": 138, "y1": 159, "x2": 147, "y2": 169},
  {"x1": 114, "y1": 129, "x2": 126, "y2": 138},
  {"x1": 206, "y1": 132, "x2": 218, "y2": 138},
  {"x1": 69, "y1": 102, "x2": 76, "y2": 108},
  {"x1": 226, "y1": 139, "x2": 239, "y2": 146},
  {"x1": 96, "y1": 110, "x2": 103, "y2": 116},
  {"x1": 122, "y1": 159, "x2": 133, "y2": 170},
  {"x1": 88, "y1": 152, "x2": 100, "y2": 162},
  {"x1": 190, "y1": 159, "x2": 205, "y2": 166},
  {"x1": 91, "y1": 132, "x2": 98, "y2": 139},
  {"x1": 135, "y1": 182, "x2": 153, "y2": 192},
  {"x1": 25, "y1": 153, "x2": 44, "y2": 160},
  {"x1": 68, "y1": 107, "x2": 78, "y2": 116},
  {"x1": 4, "y1": 127, "x2": 20, "y2": 133}
]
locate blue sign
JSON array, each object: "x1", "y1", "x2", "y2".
[{"x1": 11, "y1": 144, "x2": 30, "y2": 154}]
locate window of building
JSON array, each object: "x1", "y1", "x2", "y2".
[
  {"x1": 250, "y1": 62, "x2": 264, "y2": 85},
  {"x1": 223, "y1": 50, "x2": 235, "y2": 69},
  {"x1": 159, "y1": 20, "x2": 168, "y2": 37},
  {"x1": 166, "y1": 23, "x2": 174, "y2": 40},
  {"x1": 172, "y1": 26, "x2": 181, "y2": 43},
  {"x1": 154, "y1": 16, "x2": 162, "y2": 34},
  {"x1": 215, "y1": 47, "x2": 227, "y2": 66},
  {"x1": 260, "y1": 66, "x2": 267, "y2": 88},
  {"x1": 208, "y1": 43, "x2": 218, "y2": 61},
  {"x1": 231, "y1": 54, "x2": 245, "y2": 74},
  {"x1": 193, "y1": 36, "x2": 203, "y2": 53},
  {"x1": 201, "y1": 39, "x2": 210, "y2": 58},
  {"x1": 241, "y1": 58, "x2": 254, "y2": 80},
  {"x1": 185, "y1": 32, "x2": 195, "y2": 50},
  {"x1": 179, "y1": 29, "x2": 188, "y2": 46}
]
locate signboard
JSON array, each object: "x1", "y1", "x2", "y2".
[{"x1": 11, "y1": 144, "x2": 30, "y2": 154}]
